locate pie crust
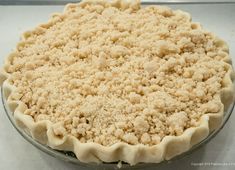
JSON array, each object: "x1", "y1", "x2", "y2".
[{"x1": 0, "y1": 0, "x2": 234, "y2": 165}]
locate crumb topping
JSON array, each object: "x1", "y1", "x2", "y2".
[{"x1": 7, "y1": 0, "x2": 228, "y2": 146}]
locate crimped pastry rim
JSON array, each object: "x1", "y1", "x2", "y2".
[{"x1": 0, "y1": 1, "x2": 235, "y2": 165}]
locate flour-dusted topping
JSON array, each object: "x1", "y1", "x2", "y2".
[
  {"x1": 6, "y1": 0, "x2": 230, "y2": 146},
  {"x1": 167, "y1": 111, "x2": 188, "y2": 135}
]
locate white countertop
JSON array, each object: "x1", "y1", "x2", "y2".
[{"x1": 0, "y1": 3, "x2": 235, "y2": 170}]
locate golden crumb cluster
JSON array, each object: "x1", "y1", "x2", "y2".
[{"x1": 7, "y1": 0, "x2": 229, "y2": 146}]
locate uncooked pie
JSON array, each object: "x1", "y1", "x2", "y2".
[{"x1": 0, "y1": 0, "x2": 234, "y2": 165}]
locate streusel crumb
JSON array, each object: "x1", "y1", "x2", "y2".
[{"x1": 7, "y1": 0, "x2": 228, "y2": 146}]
